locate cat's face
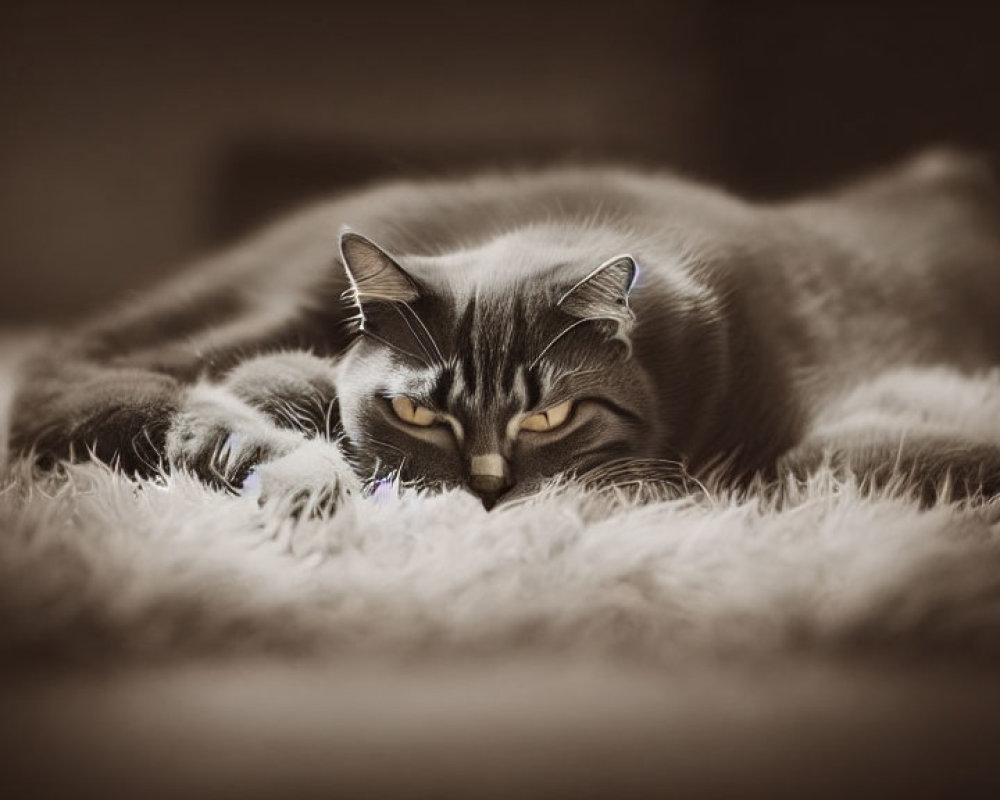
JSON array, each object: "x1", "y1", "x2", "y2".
[{"x1": 335, "y1": 230, "x2": 657, "y2": 508}]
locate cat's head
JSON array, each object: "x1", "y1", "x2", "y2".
[{"x1": 335, "y1": 228, "x2": 658, "y2": 508}]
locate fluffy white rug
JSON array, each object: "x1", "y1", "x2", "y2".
[
  {"x1": 3, "y1": 368, "x2": 1000, "y2": 669},
  {"x1": 6, "y1": 345, "x2": 1000, "y2": 796}
]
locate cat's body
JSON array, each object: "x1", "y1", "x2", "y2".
[{"x1": 10, "y1": 149, "x2": 1000, "y2": 507}]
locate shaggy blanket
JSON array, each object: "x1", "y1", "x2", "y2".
[
  {"x1": 5, "y1": 453, "x2": 1000, "y2": 667},
  {"x1": 4, "y1": 343, "x2": 1000, "y2": 797}
]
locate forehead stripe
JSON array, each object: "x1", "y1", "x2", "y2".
[
  {"x1": 456, "y1": 298, "x2": 478, "y2": 394},
  {"x1": 431, "y1": 365, "x2": 454, "y2": 408}
]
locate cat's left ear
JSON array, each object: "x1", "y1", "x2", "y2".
[
  {"x1": 557, "y1": 254, "x2": 637, "y2": 334},
  {"x1": 339, "y1": 230, "x2": 422, "y2": 316}
]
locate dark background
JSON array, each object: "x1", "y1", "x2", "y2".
[{"x1": 2, "y1": 1, "x2": 999, "y2": 323}]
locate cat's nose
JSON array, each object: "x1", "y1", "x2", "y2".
[
  {"x1": 469, "y1": 453, "x2": 512, "y2": 510},
  {"x1": 468, "y1": 474, "x2": 509, "y2": 510}
]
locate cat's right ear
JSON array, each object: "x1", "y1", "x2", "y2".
[{"x1": 339, "y1": 230, "x2": 421, "y2": 315}]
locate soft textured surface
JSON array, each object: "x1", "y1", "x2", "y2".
[
  {"x1": 5, "y1": 347, "x2": 1000, "y2": 797},
  {"x1": 3, "y1": 455, "x2": 1000, "y2": 669},
  {"x1": 3, "y1": 369, "x2": 1000, "y2": 668}
]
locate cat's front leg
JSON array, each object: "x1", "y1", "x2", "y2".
[
  {"x1": 166, "y1": 380, "x2": 360, "y2": 514},
  {"x1": 165, "y1": 383, "x2": 297, "y2": 491},
  {"x1": 222, "y1": 351, "x2": 342, "y2": 439},
  {"x1": 218, "y1": 352, "x2": 363, "y2": 513}
]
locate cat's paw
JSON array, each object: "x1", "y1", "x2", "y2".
[
  {"x1": 165, "y1": 383, "x2": 304, "y2": 490},
  {"x1": 240, "y1": 437, "x2": 361, "y2": 517},
  {"x1": 165, "y1": 381, "x2": 360, "y2": 517}
]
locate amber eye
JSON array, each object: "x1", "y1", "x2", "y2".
[
  {"x1": 519, "y1": 400, "x2": 574, "y2": 433},
  {"x1": 391, "y1": 396, "x2": 437, "y2": 427}
]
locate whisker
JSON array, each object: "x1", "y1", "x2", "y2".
[
  {"x1": 360, "y1": 330, "x2": 431, "y2": 367},
  {"x1": 363, "y1": 435, "x2": 409, "y2": 461},
  {"x1": 549, "y1": 365, "x2": 604, "y2": 385},
  {"x1": 574, "y1": 456, "x2": 705, "y2": 494},
  {"x1": 529, "y1": 318, "x2": 592, "y2": 370},
  {"x1": 389, "y1": 303, "x2": 436, "y2": 364},
  {"x1": 400, "y1": 302, "x2": 445, "y2": 364},
  {"x1": 323, "y1": 398, "x2": 339, "y2": 441}
]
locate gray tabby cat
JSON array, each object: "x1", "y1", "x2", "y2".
[{"x1": 9, "y1": 148, "x2": 1000, "y2": 509}]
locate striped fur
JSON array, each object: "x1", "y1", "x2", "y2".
[{"x1": 9, "y1": 149, "x2": 1000, "y2": 509}]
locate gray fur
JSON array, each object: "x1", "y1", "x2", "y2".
[{"x1": 9, "y1": 148, "x2": 1000, "y2": 509}]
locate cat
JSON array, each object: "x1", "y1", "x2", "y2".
[{"x1": 8, "y1": 147, "x2": 1000, "y2": 510}]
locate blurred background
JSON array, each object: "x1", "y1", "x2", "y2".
[{"x1": 1, "y1": 0, "x2": 999, "y2": 323}]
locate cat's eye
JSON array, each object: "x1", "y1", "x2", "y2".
[
  {"x1": 391, "y1": 395, "x2": 437, "y2": 427},
  {"x1": 519, "y1": 400, "x2": 573, "y2": 433}
]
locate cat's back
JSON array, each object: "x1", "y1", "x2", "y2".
[
  {"x1": 774, "y1": 149, "x2": 1000, "y2": 383},
  {"x1": 74, "y1": 152, "x2": 1000, "y2": 382}
]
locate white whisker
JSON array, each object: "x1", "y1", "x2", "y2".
[
  {"x1": 361, "y1": 330, "x2": 431, "y2": 367},
  {"x1": 400, "y1": 302, "x2": 446, "y2": 365},
  {"x1": 389, "y1": 303, "x2": 436, "y2": 364},
  {"x1": 528, "y1": 318, "x2": 592, "y2": 370}
]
